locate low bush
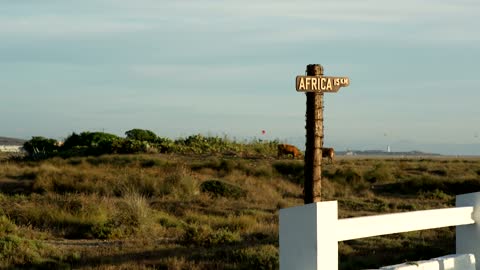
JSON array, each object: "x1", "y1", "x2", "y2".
[
  {"x1": 429, "y1": 169, "x2": 448, "y2": 177},
  {"x1": 327, "y1": 167, "x2": 368, "y2": 192},
  {"x1": 419, "y1": 189, "x2": 452, "y2": 200},
  {"x1": 161, "y1": 171, "x2": 199, "y2": 198},
  {"x1": 157, "y1": 211, "x2": 186, "y2": 229},
  {"x1": 272, "y1": 161, "x2": 304, "y2": 185},
  {"x1": 125, "y1": 128, "x2": 158, "y2": 143},
  {"x1": 0, "y1": 235, "x2": 43, "y2": 266},
  {"x1": 191, "y1": 159, "x2": 236, "y2": 175},
  {"x1": 380, "y1": 177, "x2": 480, "y2": 196},
  {"x1": 182, "y1": 225, "x2": 241, "y2": 247},
  {"x1": 0, "y1": 215, "x2": 66, "y2": 267},
  {"x1": 199, "y1": 180, "x2": 247, "y2": 199},
  {"x1": 23, "y1": 136, "x2": 59, "y2": 159},
  {"x1": 0, "y1": 216, "x2": 17, "y2": 235},
  {"x1": 364, "y1": 163, "x2": 395, "y2": 184},
  {"x1": 230, "y1": 245, "x2": 279, "y2": 270}
]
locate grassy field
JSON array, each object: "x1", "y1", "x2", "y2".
[{"x1": 0, "y1": 152, "x2": 480, "y2": 269}]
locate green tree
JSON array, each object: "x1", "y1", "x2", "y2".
[
  {"x1": 125, "y1": 129, "x2": 157, "y2": 142},
  {"x1": 63, "y1": 132, "x2": 120, "y2": 148},
  {"x1": 62, "y1": 132, "x2": 121, "y2": 156},
  {"x1": 23, "y1": 136, "x2": 58, "y2": 157}
]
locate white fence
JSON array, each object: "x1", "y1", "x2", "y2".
[
  {"x1": 375, "y1": 254, "x2": 475, "y2": 270},
  {"x1": 279, "y1": 191, "x2": 480, "y2": 270}
]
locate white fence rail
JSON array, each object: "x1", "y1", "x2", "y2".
[
  {"x1": 337, "y1": 206, "x2": 474, "y2": 241},
  {"x1": 279, "y1": 192, "x2": 480, "y2": 270}
]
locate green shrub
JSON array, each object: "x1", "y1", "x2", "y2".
[
  {"x1": 6, "y1": 194, "x2": 113, "y2": 239},
  {"x1": 23, "y1": 136, "x2": 59, "y2": 159},
  {"x1": 251, "y1": 166, "x2": 273, "y2": 178},
  {"x1": 161, "y1": 169, "x2": 199, "y2": 198},
  {"x1": 67, "y1": 158, "x2": 84, "y2": 166},
  {"x1": 272, "y1": 161, "x2": 304, "y2": 185},
  {"x1": 191, "y1": 159, "x2": 238, "y2": 176},
  {"x1": 182, "y1": 225, "x2": 212, "y2": 246},
  {"x1": 90, "y1": 222, "x2": 115, "y2": 239},
  {"x1": 0, "y1": 235, "x2": 43, "y2": 266},
  {"x1": 157, "y1": 212, "x2": 185, "y2": 229},
  {"x1": 330, "y1": 167, "x2": 364, "y2": 185},
  {"x1": 397, "y1": 203, "x2": 417, "y2": 211},
  {"x1": 200, "y1": 180, "x2": 247, "y2": 199},
  {"x1": 182, "y1": 225, "x2": 241, "y2": 247},
  {"x1": 85, "y1": 192, "x2": 152, "y2": 239},
  {"x1": 344, "y1": 168, "x2": 363, "y2": 184},
  {"x1": 175, "y1": 134, "x2": 215, "y2": 154},
  {"x1": 419, "y1": 189, "x2": 452, "y2": 200},
  {"x1": 382, "y1": 177, "x2": 480, "y2": 196},
  {"x1": 156, "y1": 137, "x2": 175, "y2": 153},
  {"x1": 112, "y1": 139, "x2": 150, "y2": 154},
  {"x1": 231, "y1": 245, "x2": 279, "y2": 270},
  {"x1": 125, "y1": 128, "x2": 158, "y2": 142},
  {"x1": 140, "y1": 158, "x2": 163, "y2": 168},
  {"x1": 0, "y1": 216, "x2": 17, "y2": 235},
  {"x1": 364, "y1": 163, "x2": 395, "y2": 184},
  {"x1": 218, "y1": 160, "x2": 236, "y2": 174},
  {"x1": 209, "y1": 229, "x2": 241, "y2": 246},
  {"x1": 62, "y1": 131, "x2": 121, "y2": 156},
  {"x1": 429, "y1": 169, "x2": 448, "y2": 177}
]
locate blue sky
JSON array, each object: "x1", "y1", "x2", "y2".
[{"x1": 1, "y1": 1, "x2": 479, "y2": 155}]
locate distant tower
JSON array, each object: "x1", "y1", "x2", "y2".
[{"x1": 387, "y1": 145, "x2": 391, "y2": 153}]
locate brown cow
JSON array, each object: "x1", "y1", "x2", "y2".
[
  {"x1": 322, "y1": 147, "x2": 335, "y2": 164},
  {"x1": 277, "y1": 144, "x2": 302, "y2": 159}
]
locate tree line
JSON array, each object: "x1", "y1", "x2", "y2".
[{"x1": 23, "y1": 129, "x2": 279, "y2": 159}]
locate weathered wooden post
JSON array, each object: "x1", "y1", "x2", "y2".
[{"x1": 296, "y1": 64, "x2": 350, "y2": 203}]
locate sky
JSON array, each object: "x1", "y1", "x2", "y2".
[{"x1": 1, "y1": 0, "x2": 480, "y2": 155}]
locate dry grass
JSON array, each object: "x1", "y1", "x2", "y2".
[{"x1": 0, "y1": 154, "x2": 479, "y2": 269}]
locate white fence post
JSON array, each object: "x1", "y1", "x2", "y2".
[
  {"x1": 456, "y1": 192, "x2": 480, "y2": 270},
  {"x1": 279, "y1": 201, "x2": 338, "y2": 270},
  {"x1": 280, "y1": 192, "x2": 480, "y2": 269}
]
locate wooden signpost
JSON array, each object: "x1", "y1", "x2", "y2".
[{"x1": 296, "y1": 64, "x2": 350, "y2": 204}]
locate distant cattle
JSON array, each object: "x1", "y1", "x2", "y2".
[
  {"x1": 277, "y1": 144, "x2": 302, "y2": 159},
  {"x1": 322, "y1": 147, "x2": 335, "y2": 164}
]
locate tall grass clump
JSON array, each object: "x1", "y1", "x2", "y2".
[
  {"x1": 160, "y1": 165, "x2": 199, "y2": 198},
  {"x1": 364, "y1": 162, "x2": 395, "y2": 184},
  {"x1": 0, "y1": 215, "x2": 66, "y2": 268},
  {"x1": 230, "y1": 245, "x2": 279, "y2": 270},
  {"x1": 199, "y1": 179, "x2": 247, "y2": 199},
  {"x1": 191, "y1": 158, "x2": 237, "y2": 177},
  {"x1": 182, "y1": 224, "x2": 241, "y2": 247},
  {"x1": 6, "y1": 194, "x2": 111, "y2": 239},
  {"x1": 96, "y1": 191, "x2": 152, "y2": 238},
  {"x1": 5, "y1": 192, "x2": 158, "y2": 240},
  {"x1": 272, "y1": 161, "x2": 304, "y2": 185}
]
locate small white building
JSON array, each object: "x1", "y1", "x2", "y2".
[{"x1": 0, "y1": 145, "x2": 23, "y2": 153}]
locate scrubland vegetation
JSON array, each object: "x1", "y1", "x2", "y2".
[{"x1": 1, "y1": 131, "x2": 480, "y2": 269}]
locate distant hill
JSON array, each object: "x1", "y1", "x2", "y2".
[{"x1": 0, "y1": 136, "x2": 26, "y2": 146}]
